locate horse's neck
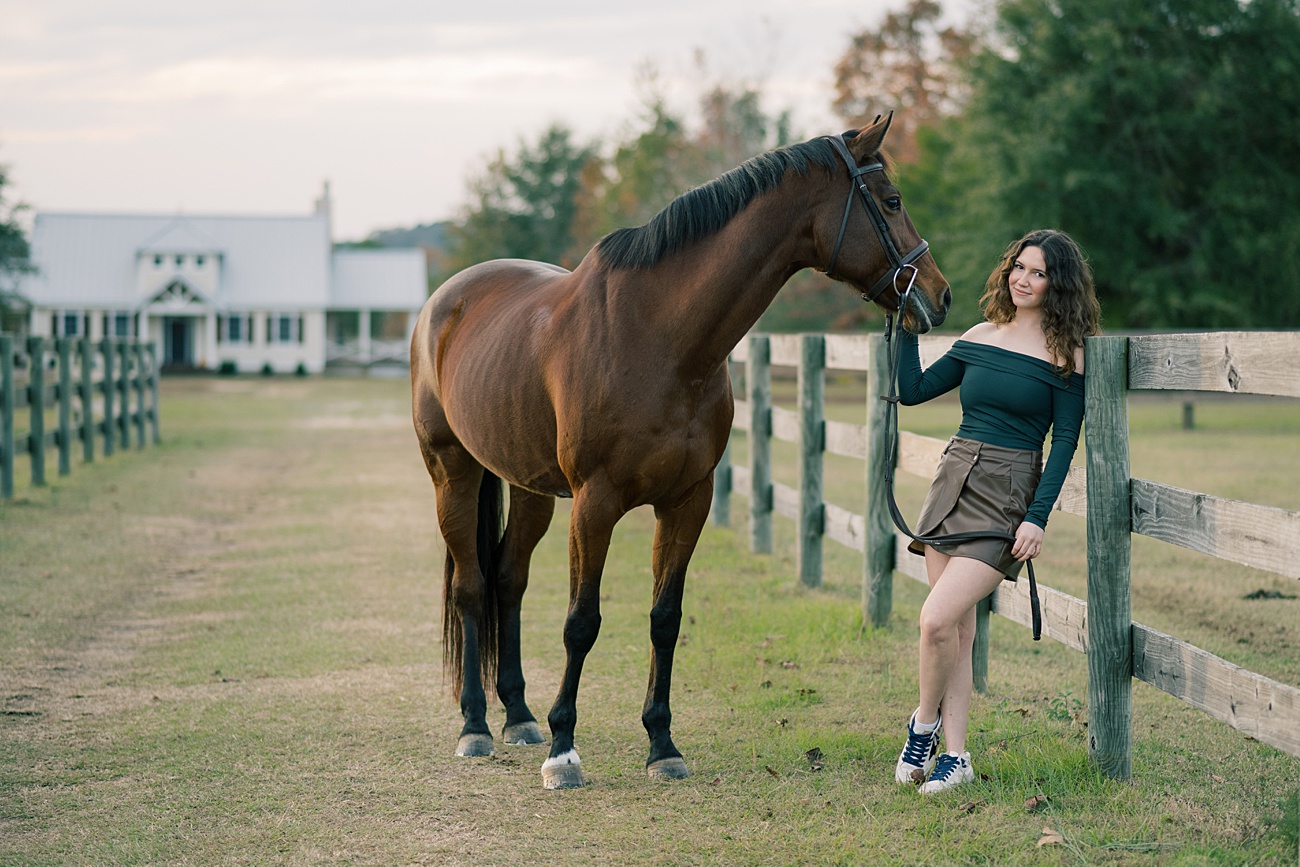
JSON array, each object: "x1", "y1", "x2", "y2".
[{"x1": 617, "y1": 184, "x2": 818, "y2": 375}]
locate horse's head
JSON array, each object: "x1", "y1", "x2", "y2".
[{"x1": 816, "y1": 115, "x2": 951, "y2": 333}]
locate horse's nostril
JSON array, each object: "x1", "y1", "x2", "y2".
[{"x1": 942, "y1": 288, "x2": 952, "y2": 310}]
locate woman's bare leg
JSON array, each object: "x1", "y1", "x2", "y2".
[{"x1": 916, "y1": 553, "x2": 1004, "y2": 752}]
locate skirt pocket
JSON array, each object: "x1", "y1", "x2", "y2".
[{"x1": 906, "y1": 442, "x2": 977, "y2": 556}]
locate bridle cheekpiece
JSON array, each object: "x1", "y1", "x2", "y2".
[{"x1": 821, "y1": 133, "x2": 930, "y2": 309}]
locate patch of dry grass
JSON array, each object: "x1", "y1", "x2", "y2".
[{"x1": 1, "y1": 376, "x2": 1297, "y2": 865}]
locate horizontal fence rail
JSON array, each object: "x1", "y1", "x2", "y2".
[
  {"x1": 716, "y1": 330, "x2": 1300, "y2": 780},
  {"x1": 1, "y1": 334, "x2": 160, "y2": 499}
]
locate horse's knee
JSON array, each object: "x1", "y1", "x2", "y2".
[
  {"x1": 563, "y1": 606, "x2": 601, "y2": 655},
  {"x1": 648, "y1": 600, "x2": 682, "y2": 649}
]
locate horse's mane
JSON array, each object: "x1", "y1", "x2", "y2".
[{"x1": 596, "y1": 135, "x2": 870, "y2": 271}]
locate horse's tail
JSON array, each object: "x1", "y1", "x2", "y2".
[{"x1": 442, "y1": 469, "x2": 504, "y2": 702}]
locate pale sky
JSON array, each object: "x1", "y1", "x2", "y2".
[{"x1": 0, "y1": 1, "x2": 974, "y2": 241}]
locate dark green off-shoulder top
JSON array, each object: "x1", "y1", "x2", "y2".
[{"x1": 896, "y1": 329, "x2": 1084, "y2": 529}]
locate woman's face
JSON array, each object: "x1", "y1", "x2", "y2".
[{"x1": 1008, "y1": 245, "x2": 1049, "y2": 312}]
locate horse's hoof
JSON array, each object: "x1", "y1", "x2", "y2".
[
  {"x1": 646, "y1": 757, "x2": 690, "y2": 781},
  {"x1": 455, "y1": 733, "x2": 495, "y2": 757},
  {"x1": 502, "y1": 721, "x2": 546, "y2": 746},
  {"x1": 541, "y1": 750, "x2": 585, "y2": 789}
]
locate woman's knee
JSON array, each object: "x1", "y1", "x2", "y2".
[{"x1": 918, "y1": 600, "x2": 959, "y2": 645}]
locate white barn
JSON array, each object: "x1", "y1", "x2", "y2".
[{"x1": 14, "y1": 188, "x2": 428, "y2": 374}]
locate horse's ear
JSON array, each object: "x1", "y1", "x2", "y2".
[{"x1": 849, "y1": 111, "x2": 894, "y2": 161}]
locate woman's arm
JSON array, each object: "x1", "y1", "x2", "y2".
[
  {"x1": 1022, "y1": 380, "x2": 1085, "y2": 528},
  {"x1": 896, "y1": 329, "x2": 964, "y2": 406}
]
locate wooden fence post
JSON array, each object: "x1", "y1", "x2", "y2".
[
  {"x1": 100, "y1": 339, "x2": 115, "y2": 457},
  {"x1": 133, "y1": 342, "x2": 147, "y2": 448},
  {"x1": 27, "y1": 336, "x2": 46, "y2": 487},
  {"x1": 864, "y1": 333, "x2": 894, "y2": 628},
  {"x1": 747, "y1": 335, "x2": 772, "y2": 554},
  {"x1": 117, "y1": 341, "x2": 131, "y2": 451},
  {"x1": 56, "y1": 338, "x2": 73, "y2": 476},
  {"x1": 972, "y1": 596, "x2": 992, "y2": 694},
  {"x1": 1085, "y1": 335, "x2": 1133, "y2": 781},
  {"x1": 711, "y1": 439, "x2": 732, "y2": 528},
  {"x1": 798, "y1": 335, "x2": 825, "y2": 588},
  {"x1": 79, "y1": 338, "x2": 95, "y2": 462},
  {"x1": 1, "y1": 334, "x2": 13, "y2": 498},
  {"x1": 147, "y1": 343, "x2": 161, "y2": 444}
]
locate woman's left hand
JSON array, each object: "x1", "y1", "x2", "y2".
[{"x1": 1011, "y1": 521, "x2": 1045, "y2": 562}]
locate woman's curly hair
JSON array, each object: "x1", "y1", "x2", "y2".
[{"x1": 979, "y1": 229, "x2": 1102, "y2": 376}]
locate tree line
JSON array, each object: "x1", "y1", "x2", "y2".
[{"x1": 442, "y1": 0, "x2": 1300, "y2": 331}]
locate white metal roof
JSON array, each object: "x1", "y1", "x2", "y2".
[
  {"x1": 20, "y1": 211, "x2": 333, "y2": 310},
  {"x1": 330, "y1": 249, "x2": 428, "y2": 309}
]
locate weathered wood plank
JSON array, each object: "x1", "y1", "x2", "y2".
[
  {"x1": 773, "y1": 481, "x2": 800, "y2": 521},
  {"x1": 1054, "y1": 466, "x2": 1088, "y2": 518},
  {"x1": 768, "y1": 334, "x2": 802, "y2": 367},
  {"x1": 894, "y1": 535, "x2": 927, "y2": 585},
  {"x1": 824, "y1": 334, "x2": 870, "y2": 371},
  {"x1": 1131, "y1": 478, "x2": 1300, "y2": 580},
  {"x1": 731, "y1": 466, "x2": 751, "y2": 497},
  {"x1": 917, "y1": 335, "x2": 958, "y2": 367},
  {"x1": 990, "y1": 580, "x2": 1088, "y2": 654},
  {"x1": 770, "y1": 405, "x2": 800, "y2": 443},
  {"x1": 824, "y1": 502, "x2": 866, "y2": 553},
  {"x1": 1133, "y1": 625, "x2": 1300, "y2": 758},
  {"x1": 732, "y1": 399, "x2": 750, "y2": 431},
  {"x1": 824, "y1": 419, "x2": 866, "y2": 459},
  {"x1": 1128, "y1": 332, "x2": 1300, "y2": 398},
  {"x1": 896, "y1": 431, "x2": 945, "y2": 480}
]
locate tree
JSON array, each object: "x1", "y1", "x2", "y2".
[
  {"x1": 954, "y1": 0, "x2": 1300, "y2": 327},
  {"x1": 445, "y1": 124, "x2": 599, "y2": 273},
  {"x1": 832, "y1": 0, "x2": 975, "y2": 164},
  {"x1": 0, "y1": 160, "x2": 33, "y2": 333}
]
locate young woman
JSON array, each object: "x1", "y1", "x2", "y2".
[{"x1": 893, "y1": 229, "x2": 1101, "y2": 794}]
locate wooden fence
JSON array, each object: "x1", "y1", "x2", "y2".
[
  {"x1": 1, "y1": 334, "x2": 160, "y2": 499},
  {"x1": 715, "y1": 331, "x2": 1300, "y2": 780}
]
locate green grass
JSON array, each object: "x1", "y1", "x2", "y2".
[{"x1": 2, "y1": 376, "x2": 1298, "y2": 865}]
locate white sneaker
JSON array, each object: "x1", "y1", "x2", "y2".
[
  {"x1": 894, "y1": 710, "x2": 942, "y2": 785},
  {"x1": 920, "y1": 751, "x2": 974, "y2": 794}
]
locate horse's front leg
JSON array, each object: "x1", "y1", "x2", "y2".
[
  {"x1": 541, "y1": 484, "x2": 622, "y2": 789},
  {"x1": 643, "y1": 477, "x2": 713, "y2": 780},
  {"x1": 496, "y1": 486, "x2": 555, "y2": 746}
]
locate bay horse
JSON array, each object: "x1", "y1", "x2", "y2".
[{"x1": 411, "y1": 114, "x2": 950, "y2": 789}]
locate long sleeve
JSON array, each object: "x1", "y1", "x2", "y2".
[
  {"x1": 1023, "y1": 380, "x2": 1085, "y2": 528},
  {"x1": 896, "y1": 329, "x2": 963, "y2": 406}
]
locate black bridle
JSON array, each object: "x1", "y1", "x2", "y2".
[
  {"x1": 879, "y1": 282, "x2": 1044, "y2": 640},
  {"x1": 821, "y1": 134, "x2": 930, "y2": 306}
]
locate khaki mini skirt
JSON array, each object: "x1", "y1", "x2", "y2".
[{"x1": 907, "y1": 436, "x2": 1043, "y2": 580}]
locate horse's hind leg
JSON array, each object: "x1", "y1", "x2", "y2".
[
  {"x1": 643, "y1": 477, "x2": 714, "y2": 781},
  {"x1": 422, "y1": 441, "x2": 499, "y2": 758},
  {"x1": 497, "y1": 485, "x2": 555, "y2": 746}
]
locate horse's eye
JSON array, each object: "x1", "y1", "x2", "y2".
[{"x1": 884, "y1": 196, "x2": 902, "y2": 210}]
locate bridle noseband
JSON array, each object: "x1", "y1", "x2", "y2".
[{"x1": 822, "y1": 134, "x2": 930, "y2": 307}]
